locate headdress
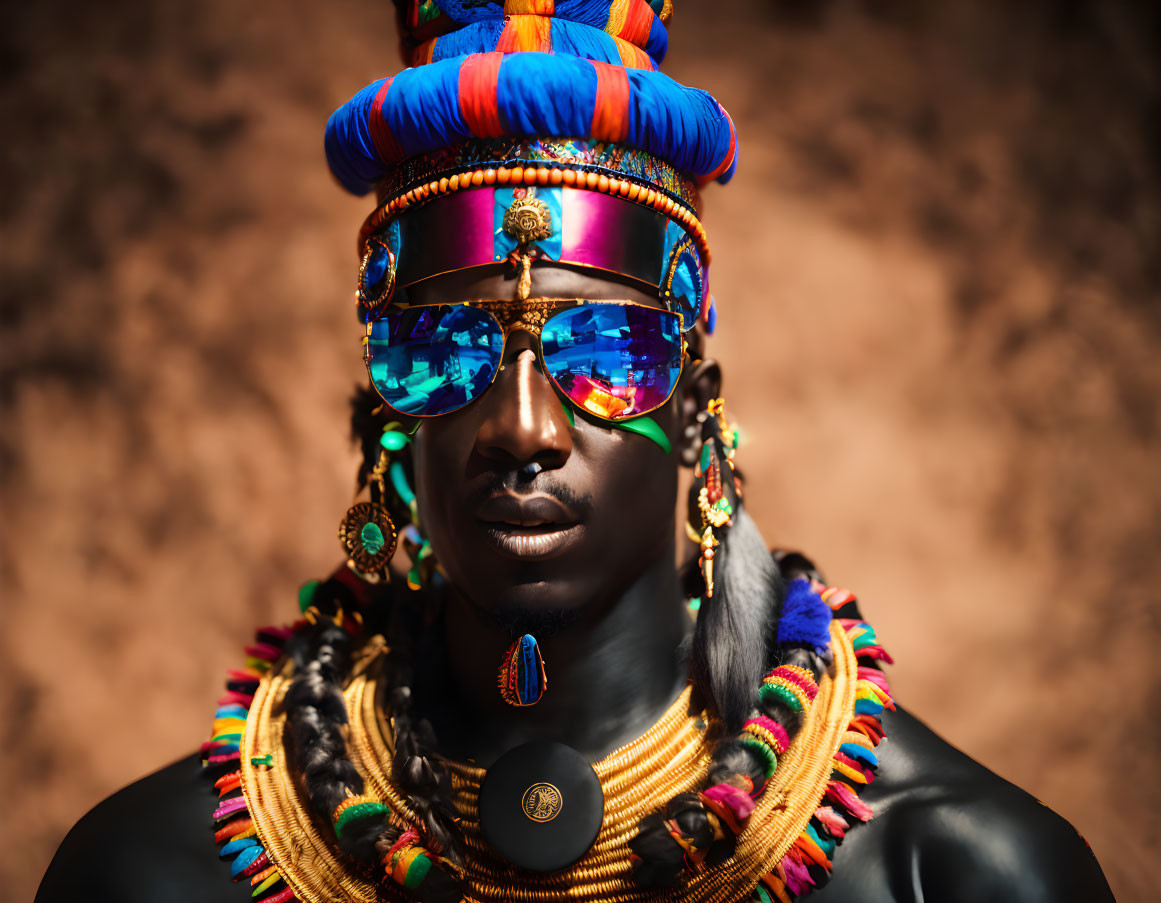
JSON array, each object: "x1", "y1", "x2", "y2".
[{"x1": 324, "y1": 0, "x2": 738, "y2": 331}]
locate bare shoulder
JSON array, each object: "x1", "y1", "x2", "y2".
[
  {"x1": 36, "y1": 753, "x2": 247, "y2": 903},
  {"x1": 815, "y1": 707, "x2": 1114, "y2": 902}
]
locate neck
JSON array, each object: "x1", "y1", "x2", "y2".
[{"x1": 416, "y1": 544, "x2": 691, "y2": 766}]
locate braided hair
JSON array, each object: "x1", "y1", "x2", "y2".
[{"x1": 280, "y1": 387, "x2": 464, "y2": 902}]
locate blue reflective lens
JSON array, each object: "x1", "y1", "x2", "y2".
[
  {"x1": 367, "y1": 305, "x2": 503, "y2": 416},
  {"x1": 668, "y1": 246, "x2": 702, "y2": 332},
  {"x1": 540, "y1": 305, "x2": 683, "y2": 421}
]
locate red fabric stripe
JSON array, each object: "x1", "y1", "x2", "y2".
[
  {"x1": 369, "y1": 77, "x2": 403, "y2": 163},
  {"x1": 458, "y1": 53, "x2": 504, "y2": 138},
  {"x1": 617, "y1": 0, "x2": 654, "y2": 47},
  {"x1": 589, "y1": 60, "x2": 630, "y2": 143}
]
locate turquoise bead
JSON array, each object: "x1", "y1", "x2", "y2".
[
  {"x1": 360, "y1": 522, "x2": 386, "y2": 554},
  {"x1": 380, "y1": 430, "x2": 409, "y2": 451}
]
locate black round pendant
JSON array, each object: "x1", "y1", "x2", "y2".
[{"x1": 478, "y1": 741, "x2": 604, "y2": 872}]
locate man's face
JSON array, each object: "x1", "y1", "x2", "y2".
[{"x1": 406, "y1": 265, "x2": 685, "y2": 624}]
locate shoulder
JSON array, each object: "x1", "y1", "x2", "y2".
[
  {"x1": 36, "y1": 753, "x2": 249, "y2": 903},
  {"x1": 817, "y1": 707, "x2": 1113, "y2": 902}
]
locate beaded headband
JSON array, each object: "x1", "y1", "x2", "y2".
[{"x1": 356, "y1": 140, "x2": 712, "y2": 331}]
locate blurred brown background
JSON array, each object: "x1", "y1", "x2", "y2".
[{"x1": 2, "y1": 0, "x2": 1158, "y2": 899}]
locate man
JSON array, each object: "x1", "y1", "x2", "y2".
[{"x1": 38, "y1": 3, "x2": 1112, "y2": 901}]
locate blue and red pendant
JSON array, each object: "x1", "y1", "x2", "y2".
[{"x1": 498, "y1": 634, "x2": 548, "y2": 706}]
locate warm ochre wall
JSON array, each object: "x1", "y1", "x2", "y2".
[{"x1": 3, "y1": 2, "x2": 1158, "y2": 900}]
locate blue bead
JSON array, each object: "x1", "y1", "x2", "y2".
[
  {"x1": 220, "y1": 836, "x2": 258, "y2": 858},
  {"x1": 364, "y1": 243, "x2": 391, "y2": 291},
  {"x1": 230, "y1": 844, "x2": 264, "y2": 876}
]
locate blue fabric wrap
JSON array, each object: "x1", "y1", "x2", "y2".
[
  {"x1": 549, "y1": 18, "x2": 631, "y2": 66},
  {"x1": 495, "y1": 53, "x2": 598, "y2": 137},
  {"x1": 389, "y1": 63, "x2": 471, "y2": 153},
  {"x1": 324, "y1": 52, "x2": 737, "y2": 196},
  {"x1": 429, "y1": 19, "x2": 508, "y2": 62},
  {"x1": 518, "y1": 634, "x2": 540, "y2": 704},
  {"x1": 777, "y1": 577, "x2": 834, "y2": 651},
  {"x1": 429, "y1": 0, "x2": 668, "y2": 65},
  {"x1": 325, "y1": 79, "x2": 391, "y2": 194}
]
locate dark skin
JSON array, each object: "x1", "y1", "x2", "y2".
[
  {"x1": 37, "y1": 264, "x2": 1114, "y2": 901},
  {"x1": 404, "y1": 263, "x2": 717, "y2": 764}
]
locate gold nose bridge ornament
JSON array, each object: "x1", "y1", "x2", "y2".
[{"x1": 502, "y1": 193, "x2": 553, "y2": 301}]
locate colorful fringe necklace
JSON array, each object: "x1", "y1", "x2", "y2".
[{"x1": 201, "y1": 582, "x2": 893, "y2": 903}]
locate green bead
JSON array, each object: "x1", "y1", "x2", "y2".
[
  {"x1": 360, "y1": 522, "x2": 385, "y2": 554},
  {"x1": 380, "y1": 429, "x2": 409, "y2": 451},
  {"x1": 699, "y1": 440, "x2": 713, "y2": 471},
  {"x1": 297, "y1": 580, "x2": 320, "y2": 613}
]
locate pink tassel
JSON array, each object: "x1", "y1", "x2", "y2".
[
  {"x1": 213, "y1": 795, "x2": 249, "y2": 820},
  {"x1": 825, "y1": 780, "x2": 874, "y2": 822},
  {"x1": 857, "y1": 644, "x2": 895, "y2": 664},
  {"x1": 218, "y1": 690, "x2": 255, "y2": 708},
  {"x1": 814, "y1": 806, "x2": 849, "y2": 839},
  {"x1": 703, "y1": 783, "x2": 756, "y2": 825},
  {"x1": 857, "y1": 667, "x2": 890, "y2": 692},
  {"x1": 781, "y1": 853, "x2": 815, "y2": 895},
  {"x1": 244, "y1": 643, "x2": 282, "y2": 661}
]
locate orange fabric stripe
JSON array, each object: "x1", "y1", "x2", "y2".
[
  {"x1": 590, "y1": 60, "x2": 630, "y2": 143},
  {"x1": 496, "y1": 14, "x2": 552, "y2": 53},
  {"x1": 411, "y1": 39, "x2": 437, "y2": 66},
  {"x1": 504, "y1": 0, "x2": 554, "y2": 12},
  {"x1": 458, "y1": 53, "x2": 505, "y2": 137},
  {"x1": 615, "y1": 39, "x2": 654, "y2": 70}
]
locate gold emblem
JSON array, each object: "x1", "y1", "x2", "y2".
[
  {"x1": 521, "y1": 782, "x2": 563, "y2": 822},
  {"x1": 503, "y1": 195, "x2": 553, "y2": 246}
]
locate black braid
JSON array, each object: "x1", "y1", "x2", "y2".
[
  {"x1": 630, "y1": 520, "x2": 830, "y2": 886},
  {"x1": 283, "y1": 580, "x2": 365, "y2": 825}
]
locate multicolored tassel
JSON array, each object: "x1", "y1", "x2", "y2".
[
  {"x1": 751, "y1": 608, "x2": 894, "y2": 902},
  {"x1": 203, "y1": 622, "x2": 299, "y2": 903}
]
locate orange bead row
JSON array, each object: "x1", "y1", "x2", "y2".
[{"x1": 360, "y1": 164, "x2": 711, "y2": 266}]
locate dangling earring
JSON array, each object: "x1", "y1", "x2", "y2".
[
  {"x1": 686, "y1": 397, "x2": 739, "y2": 598},
  {"x1": 497, "y1": 634, "x2": 548, "y2": 706},
  {"x1": 338, "y1": 502, "x2": 397, "y2": 577},
  {"x1": 338, "y1": 422, "x2": 411, "y2": 579}
]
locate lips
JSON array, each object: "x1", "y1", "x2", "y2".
[{"x1": 477, "y1": 493, "x2": 583, "y2": 561}]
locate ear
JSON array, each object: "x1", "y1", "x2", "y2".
[{"x1": 679, "y1": 357, "x2": 723, "y2": 467}]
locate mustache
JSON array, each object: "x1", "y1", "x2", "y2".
[{"x1": 470, "y1": 470, "x2": 594, "y2": 519}]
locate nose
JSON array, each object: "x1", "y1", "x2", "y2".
[{"x1": 474, "y1": 331, "x2": 573, "y2": 470}]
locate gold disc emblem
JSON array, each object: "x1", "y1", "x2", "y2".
[
  {"x1": 503, "y1": 195, "x2": 553, "y2": 245},
  {"x1": 521, "y1": 782, "x2": 563, "y2": 822}
]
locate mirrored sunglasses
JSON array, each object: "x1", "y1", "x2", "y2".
[{"x1": 364, "y1": 299, "x2": 686, "y2": 421}]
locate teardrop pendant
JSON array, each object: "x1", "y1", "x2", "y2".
[{"x1": 497, "y1": 634, "x2": 548, "y2": 706}]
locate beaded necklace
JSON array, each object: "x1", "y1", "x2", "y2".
[{"x1": 202, "y1": 582, "x2": 892, "y2": 903}]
